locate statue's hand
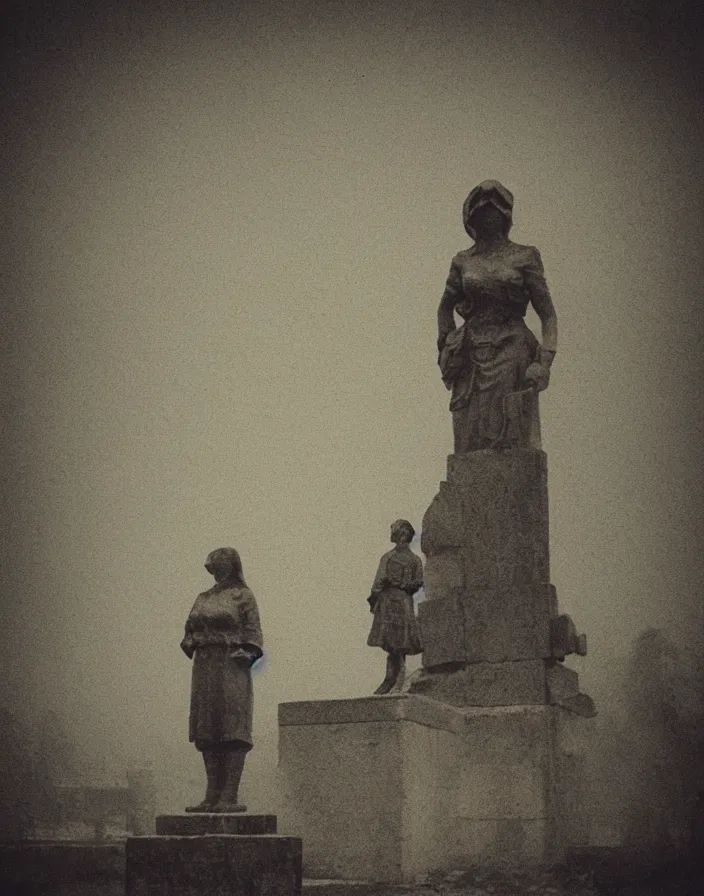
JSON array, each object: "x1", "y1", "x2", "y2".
[
  {"x1": 230, "y1": 647, "x2": 255, "y2": 666},
  {"x1": 180, "y1": 640, "x2": 195, "y2": 660},
  {"x1": 524, "y1": 362, "x2": 550, "y2": 392}
]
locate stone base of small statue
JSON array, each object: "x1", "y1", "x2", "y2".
[
  {"x1": 278, "y1": 694, "x2": 592, "y2": 883},
  {"x1": 126, "y1": 813, "x2": 301, "y2": 896}
]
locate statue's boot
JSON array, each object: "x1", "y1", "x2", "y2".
[
  {"x1": 185, "y1": 749, "x2": 220, "y2": 812},
  {"x1": 212, "y1": 747, "x2": 247, "y2": 813},
  {"x1": 389, "y1": 654, "x2": 406, "y2": 693},
  {"x1": 373, "y1": 654, "x2": 396, "y2": 695}
]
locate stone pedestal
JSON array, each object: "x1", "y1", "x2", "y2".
[
  {"x1": 277, "y1": 448, "x2": 595, "y2": 881},
  {"x1": 125, "y1": 813, "x2": 302, "y2": 896},
  {"x1": 413, "y1": 449, "x2": 591, "y2": 713},
  {"x1": 278, "y1": 695, "x2": 590, "y2": 883}
]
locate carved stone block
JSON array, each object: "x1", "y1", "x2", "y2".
[{"x1": 125, "y1": 832, "x2": 301, "y2": 896}]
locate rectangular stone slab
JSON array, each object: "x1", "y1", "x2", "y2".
[
  {"x1": 420, "y1": 449, "x2": 554, "y2": 669},
  {"x1": 125, "y1": 834, "x2": 302, "y2": 896},
  {"x1": 278, "y1": 695, "x2": 592, "y2": 882},
  {"x1": 155, "y1": 814, "x2": 277, "y2": 836}
]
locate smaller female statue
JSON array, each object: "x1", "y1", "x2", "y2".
[
  {"x1": 180, "y1": 547, "x2": 263, "y2": 813},
  {"x1": 367, "y1": 520, "x2": 423, "y2": 694},
  {"x1": 437, "y1": 180, "x2": 558, "y2": 453}
]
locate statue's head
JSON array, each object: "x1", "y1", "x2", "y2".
[
  {"x1": 390, "y1": 519, "x2": 415, "y2": 545},
  {"x1": 205, "y1": 547, "x2": 247, "y2": 587},
  {"x1": 463, "y1": 180, "x2": 514, "y2": 240}
]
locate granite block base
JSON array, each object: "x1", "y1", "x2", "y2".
[
  {"x1": 155, "y1": 813, "x2": 277, "y2": 836},
  {"x1": 278, "y1": 695, "x2": 592, "y2": 883},
  {"x1": 126, "y1": 814, "x2": 301, "y2": 896}
]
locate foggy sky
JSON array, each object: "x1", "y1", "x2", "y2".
[{"x1": 2, "y1": 0, "x2": 703, "y2": 810}]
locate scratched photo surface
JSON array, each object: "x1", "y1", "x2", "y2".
[{"x1": 1, "y1": 0, "x2": 702, "y2": 812}]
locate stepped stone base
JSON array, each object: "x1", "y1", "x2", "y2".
[
  {"x1": 126, "y1": 814, "x2": 301, "y2": 896},
  {"x1": 411, "y1": 660, "x2": 595, "y2": 715},
  {"x1": 156, "y1": 812, "x2": 278, "y2": 836},
  {"x1": 278, "y1": 695, "x2": 591, "y2": 883}
]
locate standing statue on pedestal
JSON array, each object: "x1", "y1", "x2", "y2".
[
  {"x1": 367, "y1": 520, "x2": 423, "y2": 695},
  {"x1": 180, "y1": 547, "x2": 263, "y2": 813},
  {"x1": 437, "y1": 180, "x2": 558, "y2": 453}
]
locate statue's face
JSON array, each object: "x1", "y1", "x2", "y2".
[
  {"x1": 390, "y1": 524, "x2": 412, "y2": 545},
  {"x1": 470, "y1": 203, "x2": 506, "y2": 239},
  {"x1": 205, "y1": 552, "x2": 233, "y2": 582}
]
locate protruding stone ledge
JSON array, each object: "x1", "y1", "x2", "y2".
[
  {"x1": 278, "y1": 694, "x2": 468, "y2": 733},
  {"x1": 156, "y1": 813, "x2": 277, "y2": 836}
]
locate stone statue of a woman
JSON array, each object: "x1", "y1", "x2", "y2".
[
  {"x1": 437, "y1": 180, "x2": 558, "y2": 453},
  {"x1": 180, "y1": 547, "x2": 263, "y2": 813},
  {"x1": 367, "y1": 520, "x2": 423, "y2": 694}
]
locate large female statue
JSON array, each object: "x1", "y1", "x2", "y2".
[
  {"x1": 437, "y1": 180, "x2": 558, "y2": 453},
  {"x1": 180, "y1": 547, "x2": 263, "y2": 813}
]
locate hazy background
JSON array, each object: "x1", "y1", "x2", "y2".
[{"x1": 1, "y1": 0, "x2": 703, "y2": 811}]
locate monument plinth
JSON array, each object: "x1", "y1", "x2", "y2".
[
  {"x1": 126, "y1": 813, "x2": 302, "y2": 896},
  {"x1": 278, "y1": 695, "x2": 589, "y2": 882},
  {"x1": 278, "y1": 181, "x2": 596, "y2": 880},
  {"x1": 411, "y1": 449, "x2": 592, "y2": 715}
]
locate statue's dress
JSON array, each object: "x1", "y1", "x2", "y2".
[
  {"x1": 367, "y1": 548, "x2": 423, "y2": 655},
  {"x1": 438, "y1": 241, "x2": 551, "y2": 452},
  {"x1": 181, "y1": 585, "x2": 263, "y2": 750}
]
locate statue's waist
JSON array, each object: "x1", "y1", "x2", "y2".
[
  {"x1": 462, "y1": 319, "x2": 531, "y2": 345},
  {"x1": 189, "y1": 632, "x2": 247, "y2": 648}
]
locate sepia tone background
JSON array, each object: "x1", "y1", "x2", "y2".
[{"x1": 1, "y1": 0, "x2": 703, "y2": 812}]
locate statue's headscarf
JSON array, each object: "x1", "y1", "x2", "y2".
[
  {"x1": 462, "y1": 180, "x2": 514, "y2": 239},
  {"x1": 206, "y1": 547, "x2": 248, "y2": 589},
  {"x1": 391, "y1": 519, "x2": 416, "y2": 542}
]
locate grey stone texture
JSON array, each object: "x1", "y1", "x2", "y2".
[
  {"x1": 419, "y1": 449, "x2": 552, "y2": 668},
  {"x1": 125, "y1": 828, "x2": 301, "y2": 896},
  {"x1": 155, "y1": 813, "x2": 277, "y2": 836},
  {"x1": 437, "y1": 182, "x2": 557, "y2": 455},
  {"x1": 278, "y1": 695, "x2": 591, "y2": 882},
  {"x1": 412, "y1": 449, "x2": 591, "y2": 712}
]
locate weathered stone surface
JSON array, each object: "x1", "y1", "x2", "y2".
[
  {"x1": 411, "y1": 660, "x2": 549, "y2": 706},
  {"x1": 278, "y1": 694, "x2": 466, "y2": 733},
  {"x1": 278, "y1": 695, "x2": 591, "y2": 882},
  {"x1": 366, "y1": 520, "x2": 423, "y2": 695},
  {"x1": 181, "y1": 547, "x2": 264, "y2": 814},
  {"x1": 546, "y1": 663, "x2": 579, "y2": 703},
  {"x1": 437, "y1": 182, "x2": 557, "y2": 455},
  {"x1": 125, "y1": 834, "x2": 302, "y2": 896},
  {"x1": 415, "y1": 591, "x2": 466, "y2": 668},
  {"x1": 420, "y1": 450, "x2": 555, "y2": 670},
  {"x1": 155, "y1": 813, "x2": 277, "y2": 836},
  {"x1": 550, "y1": 614, "x2": 588, "y2": 660},
  {"x1": 411, "y1": 659, "x2": 588, "y2": 709}
]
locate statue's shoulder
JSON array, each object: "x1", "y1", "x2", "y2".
[
  {"x1": 227, "y1": 585, "x2": 254, "y2": 599},
  {"x1": 236, "y1": 586, "x2": 259, "y2": 606},
  {"x1": 451, "y1": 247, "x2": 475, "y2": 267},
  {"x1": 506, "y1": 241, "x2": 543, "y2": 266}
]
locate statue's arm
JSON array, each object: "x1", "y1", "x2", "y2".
[
  {"x1": 437, "y1": 261, "x2": 462, "y2": 351},
  {"x1": 232, "y1": 592, "x2": 264, "y2": 665},
  {"x1": 371, "y1": 554, "x2": 389, "y2": 594},
  {"x1": 525, "y1": 247, "x2": 557, "y2": 366},
  {"x1": 405, "y1": 554, "x2": 424, "y2": 595},
  {"x1": 180, "y1": 620, "x2": 195, "y2": 659},
  {"x1": 412, "y1": 554, "x2": 424, "y2": 592}
]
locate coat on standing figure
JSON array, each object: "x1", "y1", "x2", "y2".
[
  {"x1": 367, "y1": 520, "x2": 423, "y2": 694},
  {"x1": 181, "y1": 547, "x2": 263, "y2": 813}
]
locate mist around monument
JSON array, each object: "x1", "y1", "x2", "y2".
[{"x1": 1, "y1": 0, "x2": 703, "y2": 887}]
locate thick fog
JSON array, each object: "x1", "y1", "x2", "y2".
[{"x1": 1, "y1": 0, "x2": 702, "y2": 813}]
